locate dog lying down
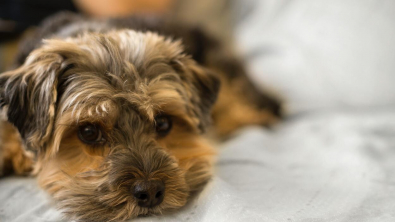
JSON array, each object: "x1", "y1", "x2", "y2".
[{"x1": 0, "y1": 12, "x2": 281, "y2": 222}]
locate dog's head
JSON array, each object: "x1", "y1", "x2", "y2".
[{"x1": 0, "y1": 30, "x2": 219, "y2": 221}]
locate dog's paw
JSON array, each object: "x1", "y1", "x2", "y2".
[
  {"x1": 0, "y1": 143, "x2": 34, "y2": 177},
  {"x1": 0, "y1": 121, "x2": 34, "y2": 177}
]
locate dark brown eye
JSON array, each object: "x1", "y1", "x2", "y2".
[
  {"x1": 155, "y1": 115, "x2": 172, "y2": 136},
  {"x1": 78, "y1": 124, "x2": 104, "y2": 144}
]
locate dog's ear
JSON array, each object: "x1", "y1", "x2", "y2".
[
  {"x1": 0, "y1": 48, "x2": 68, "y2": 153},
  {"x1": 172, "y1": 58, "x2": 220, "y2": 132}
]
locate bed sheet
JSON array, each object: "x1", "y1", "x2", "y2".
[{"x1": 2, "y1": 109, "x2": 395, "y2": 222}]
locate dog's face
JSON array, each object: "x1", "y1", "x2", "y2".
[{"x1": 0, "y1": 30, "x2": 219, "y2": 221}]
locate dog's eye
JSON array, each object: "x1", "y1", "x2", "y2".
[
  {"x1": 78, "y1": 124, "x2": 104, "y2": 144},
  {"x1": 155, "y1": 115, "x2": 172, "y2": 136}
]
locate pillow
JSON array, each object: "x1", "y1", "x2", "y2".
[{"x1": 233, "y1": 0, "x2": 395, "y2": 114}]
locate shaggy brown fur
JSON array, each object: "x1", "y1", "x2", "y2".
[{"x1": 0, "y1": 12, "x2": 280, "y2": 222}]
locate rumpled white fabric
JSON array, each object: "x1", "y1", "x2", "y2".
[
  {"x1": 2, "y1": 110, "x2": 395, "y2": 222},
  {"x1": 233, "y1": 0, "x2": 395, "y2": 114},
  {"x1": 2, "y1": 0, "x2": 395, "y2": 221}
]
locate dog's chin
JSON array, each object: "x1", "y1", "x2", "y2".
[
  {"x1": 35, "y1": 132, "x2": 213, "y2": 221},
  {"x1": 45, "y1": 172, "x2": 190, "y2": 222},
  {"x1": 35, "y1": 153, "x2": 191, "y2": 221}
]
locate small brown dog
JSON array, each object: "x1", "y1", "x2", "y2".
[{"x1": 0, "y1": 12, "x2": 280, "y2": 221}]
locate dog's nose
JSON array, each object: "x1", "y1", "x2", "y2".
[{"x1": 133, "y1": 180, "x2": 165, "y2": 208}]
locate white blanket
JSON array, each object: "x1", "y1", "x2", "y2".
[
  {"x1": 2, "y1": 0, "x2": 395, "y2": 221},
  {"x1": 2, "y1": 110, "x2": 395, "y2": 221},
  {"x1": 233, "y1": 0, "x2": 395, "y2": 114}
]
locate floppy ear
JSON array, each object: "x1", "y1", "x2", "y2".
[
  {"x1": 173, "y1": 58, "x2": 220, "y2": 132},
  {"x1": 0, "y1": 49, "x2": 68, "y2": 153}
]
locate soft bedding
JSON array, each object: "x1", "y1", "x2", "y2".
[
  {"x1": 233, "y1": 0, "x2": 395, "y2": 114},
  {"x1": 2, "y1": 0, "x2": 395, "y2": 221},
  {"x1": 2, "y1": 110, "x2": 395, "y2": 221}
]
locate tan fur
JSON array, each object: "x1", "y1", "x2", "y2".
[{"x1": 0, "y1": 29, "x2": 219, "y2": 221}]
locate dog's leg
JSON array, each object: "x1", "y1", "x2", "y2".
[
  {"x1": 0, "y1": 120, "x2": 34, "y2": 176},
  {"x1": 212, "y1": 76, "x2": 280, "y2": 137},
  {"x1": 201, "y1": 51, "x2": 282, "y2": 138}
]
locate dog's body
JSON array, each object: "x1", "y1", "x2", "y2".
[{"x1": 0, "y1": 12, "x2": 280, "y2": 221}]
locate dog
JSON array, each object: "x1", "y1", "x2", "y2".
[{"x1": 0, "y1": 12, "x2": 280, "y2": 221}]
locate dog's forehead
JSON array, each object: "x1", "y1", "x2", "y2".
[
  {"x1": 55, "y1": 30, "x2": 190, "y2": 122},
  {"x1": 62, "y1": 29, "x2": 184, "y2": 70}
]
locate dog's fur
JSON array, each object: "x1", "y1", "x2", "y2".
[{"x1": 0, "y1": 12, "x2": 280, "y2": 221}]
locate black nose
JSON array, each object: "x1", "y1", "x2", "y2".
[{"x1": 133, "y1": 180, "x2": 165, "y2": 208}]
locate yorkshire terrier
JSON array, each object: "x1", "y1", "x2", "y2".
[{"x1": 0, "y1": 12, "x2": 280, "y2": 221}]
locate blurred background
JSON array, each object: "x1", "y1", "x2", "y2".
[
  {"x1": 0, "y1": 0, "x2": 232, "y2": 72},
  {"x1": 1, "y1": 0, "x2": 395, "y2": 115},
  {"x1": 2, "y1": 1, "x2": 395, "y2": 221}
]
